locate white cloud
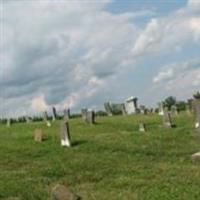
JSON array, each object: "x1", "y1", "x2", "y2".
[
  {"x1": 153, "y1": 59, "x2": 200, "y2": 98},
  {"x1": 31, "y1": 95, "x2": 48, "y2": 112},
  {"x1": 0, "y1": 0, "x2": 200, "y2": 117},
  {"x1": 130, "y1": 1, "x2": 200, "y2": 58},
  {"x1": 190, "y1": 17, "x2": 200, "y2": 41},
  {"x1": 153, "y1": 68, "x2": 174, "y2": 83}
]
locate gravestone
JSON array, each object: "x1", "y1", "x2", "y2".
[
  {"x1": 193, "y1": 92, "x2": 200, "y2": 131},
  {"x1": 43, "y1": 111, "x2": 51, "y2": 127},
  {"x1": 158, "y1": 102, "x2": 164, "y2": 115},
  {"x1": 120, "y1": 103, "x2": 127, "y2": 116},
  {"x1": 104, "y1": 102, "x2": 113, "y2": 116},
  {"x1": 163, "y1": 107, "x2": 172, "y2": 128},
  {"x1": 140, "y1": 105, "x2": 148, "y2": 115},
  {"x1": 191, "y1": 152, "x2": 200, "y2": 161},
  {"x1": 86, "y1": 109, "x2": 95, "y2": 124},
  {"x1": 52, "y1": 107, "x2": 57, "y2": 121},
  {"x1": 51, "y1": 184, "x2": 81, "y2": 200},
  {"x1": 81, "y1": 109, "x2": 95, "y2": 124},
  {"x1": 186, "y1": 104, "x2": 192, "y2": 115},
  {"x1": 187, "y1": 99, "x2": 193, "y2": 114},
  {"x1": 81, "y1": 108, "x2": 88, "y2": 121},
  {"x1": 139, "y1": 122, "x2": 146, "y2": 132},
  {"x1": 60, "y1": 121, "x2": 71, "y2": 147},
  {"x1": 171, "y1": 105, "x2": 178, "y2": 115},
  {"x1": 125, "y1": 96, "x2": 138, "y2": 114},
  {"x1": 63, "y1": 109, "x2": 70, "y2": 122},
  {"x1": 25, "y1": 116, "x2": 32, "y2": 123},
  {"x1": 34, "y1": 129, "x2": 43, "y2": 142},
  {"x1": 150, "y1": 108, "x2": 154, "y2": 113},
  {"x1": 7, "y1": 118, "x2": 11, "y2": 127}
]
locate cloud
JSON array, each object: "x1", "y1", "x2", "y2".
[
  {"x1": 31, "y1": 95, "x2": 48, "y2": 112},
  {"x1": 1, "y1": 0, "x2": 140, "y2": 116},
  {"x1": 153, "y1": 68, "x2": 174, "y2": 83},
  {"x1": 152, "y1": 59, "x2": 200, "y2": 97},
  {"x1": 0, "y1": 0, "x2": 200, "y2": 117},
  {"x1": 130, "y1": 1, "x2": 200, "y2": 58}
]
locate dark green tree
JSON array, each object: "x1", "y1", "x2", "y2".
[
  {"x1": 176, "y1": 101, "x2": 187, "y2": 111},
  {"x1": 163, "y1": 96, "x2": 176, "y2": 109}
]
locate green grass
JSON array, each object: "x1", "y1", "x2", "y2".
[{"x1": 0, "y1": 113, "x2": 200, "y2": 200}]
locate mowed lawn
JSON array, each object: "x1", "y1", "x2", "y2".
[{"x1": 0, "y1": 113, "x2": 200, "y2": 200}]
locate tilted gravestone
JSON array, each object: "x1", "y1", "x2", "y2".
[
  {"x1": 104, "y1": 102, "x2": 113, "y2": 116},
  {"x1": 139, "y1": 122, "x2": 146, "y2": 132},
  {"x1": 51, "y1": 184, "x2": 81, "y2": 200},
  {"x1": 34, "y1": 129, "x2": 44, "y2": 142},
  {"x1": 43, "y1": 111, "x2": 51, "y2": 127},
  {"x1": 120, "y1": 103, "x2": 127, "y2": 116},
  {"x1": 60, "y1": 121, "x2": 71, "y2": 147},
  {"x1": 52, "y1": 107, "x2": 57, "y2": 121},
  {"x1": 125, "y1": 97, "x2": 138, "y2": 115},
  {"x1": 63, "y1": 109, "x2": 70, "y2": 122},
  {"x1": 163, "y1": 107, "x2": 172, "y2": 128}
]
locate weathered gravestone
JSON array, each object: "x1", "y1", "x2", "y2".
[
  {"x1": 86, "y1": 109, "x2": 95, "y2": 124},
  {"x1": 163, "y1": 107, "x2": 172, "y2": 128},
  {"x1": 43, "y1": 111, "x2": 51, "y2": 127},
  {"x1": 120, "y1": 103, "x2": 127, "y2": 116},
  {"x1": 139, "y1": 122, "x2": 146, "y2": 132},
  {"x1": 125, "y1": 96, "x2": 138, "y2": 115},
  {"x1": 51, "y1": 184, "x2": 81, "y2": 200},
  {"x1": 186, "y1": 104, "x2": 192, "y2": 115},
  {"x1": 7, "y1": 118, "x2": 11, "y2": 127},
  {"x1": 104, "y1": 102, "x2": 113, "y2": 116},
  {"x1": 81, "y1": 108, "x2": 87, "y2": 121},
  {"x1": 190, "y1": 93, "x2": 200, "y2": 161},
  {"x1": 192, "y1": 92, "x2": 200, "y2": 131},
  {"x1": 52, "y1": 107, "x2": 57, "y2": 121},
  {"x1": 158, "y1": 102, "x2": 164, "y2": 115},
  {"x1": 149, "y1": 108, "x2": 154, "y2": 114},
  {"x1": 81, "y1": 109, "x2": 95, "y2": 124},
  {"x1": 187, "y1": 99, "x2": 193, "y2": 114},
  {"x1": 191, "y1": 152, "x2": 200, "y2": 161},
  {"x1": 25, "y1": 116, "x2": 32, "y2": 123},
  {"x1": 140, "y1": 105, "x2": 147, "y2": 115},
  {"x1": 171, "y1": 105, "x2": 178, "y2": 115},
  {"x1": 34, "y1": 129, "x2": 43, "y2": 142},
  {"x1": 60, "y1": 121, "x2": 71, "y2": 147},
  {"x1": 63, "y1": 109, "x2": 70, "y2": 122}
]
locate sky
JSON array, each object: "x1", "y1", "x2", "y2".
[{"x1": 0, "y1": 0, "x2": 200, "y2": 117}]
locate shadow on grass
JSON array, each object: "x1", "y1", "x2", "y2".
[{"x1": 72, "y1": 140, "x2": 87, "y2": 147}]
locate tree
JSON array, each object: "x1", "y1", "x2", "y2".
[
  {"x1": 176, "y1": 101, "x2": 186, "y2": 111},
  {"x1": 163, "y1": 96, "x2": 176, "y2": 109}
]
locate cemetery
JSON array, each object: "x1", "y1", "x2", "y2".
[
  {"x1": 0, "y1": 94, "x2": 200, "y2": 200},
  {"x1": 1, "y1": 0, "x2": 200, "y2": 199}
]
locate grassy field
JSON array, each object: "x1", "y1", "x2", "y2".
[{"x1": 0, "y1": 113, "x2": 200, "y2": 200}]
